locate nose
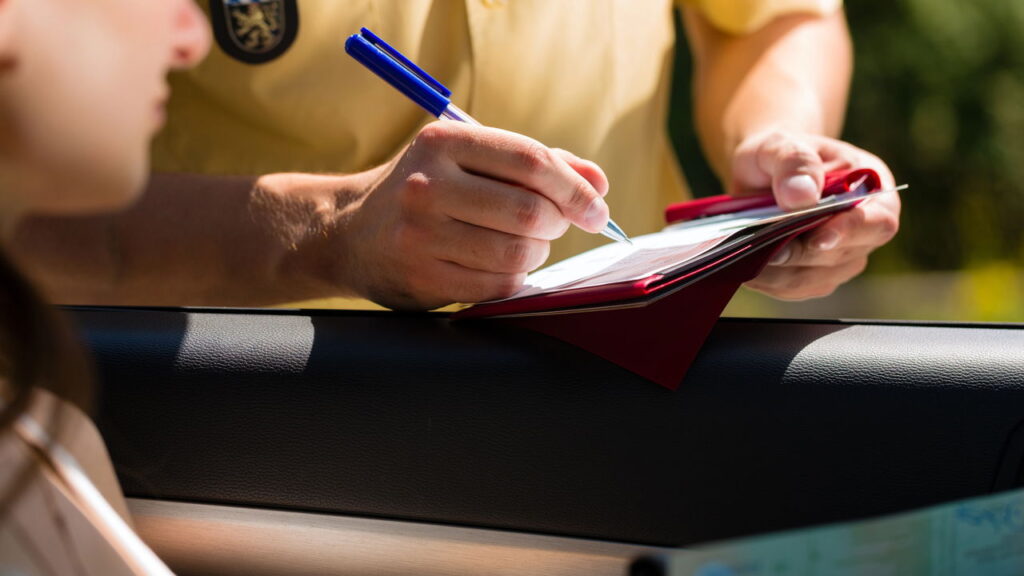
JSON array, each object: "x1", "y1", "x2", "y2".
[{"x1": 171, "y1": 0, "x2": 212, "y2": 69}]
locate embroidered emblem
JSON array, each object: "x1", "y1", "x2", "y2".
[{"x1": 209, "y1": 0, "x2": 298, "y2": 64}]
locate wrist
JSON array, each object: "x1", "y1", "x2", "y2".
[{"x1": 250, "y1": 171, "x2": 372, "y2": 302}]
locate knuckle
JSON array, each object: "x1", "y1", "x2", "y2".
[
  {"x1": 533, "y1": 241, "x2": 551, "y2": 270},
  {"x1": 774, "y1": 141, "x2": 819, "y2": 172},
  {"x1": 753, "y1": 131, "x2": 792, "y2": 172},
  {"x1": 806, "y1": 245, "x2": 844, "y2": 266},
  {"x1": 403, "y1": 171, "x2": 432, "y2": 195},
  {"x1": 845, "y1": 209, "x2": 868, "y2": 232},
  {"x1": 492, "y1": 273, "x2": 526, "y2": 299},
  {"x1": 757, "y1": 130, "x2": 790, "y2": 156},
  {"x1": 786, "y1": 146, "x2": 819, "y2": 168},
  {"x1": 501, "y1": 239, "x2": 534, "y2": 271},
  {"x1": 549, "y1": 147, "x2": 569, "y2": 158},
  {"x1": 777, "y1": 241, "x2": 803, "y2": 266},
  {"x1": 567, "y1": 177, "x2": 595, "y2": 212},
  {"x1": 851, "y1": 256, "x2": 869, "y2": 277},
  {"x1": 515, "y1": 142, "x2": 554, "y2": 173},
  {"x1": 399, "y1": 172, "x2": 434, "y2": 209},
  {"x1": 514, "y1": 196, "x2": 545, "y2": 234},
  {"x1": 555, "y1": 218, "x2": 571, "y2": 236},
  {"x1": 415, "y1": 121, "x2": 456, "y2": 147},
  {"x1": 877, "y1": 214, "x2": 900, "y2": 242}
]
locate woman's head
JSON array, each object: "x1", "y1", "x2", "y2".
[
  {"x1": 0, "y1": 0, "x2": 209, "y2": 226},
  {"x1": 0, "y1": 0, "x2": 208, "y2": 458}
]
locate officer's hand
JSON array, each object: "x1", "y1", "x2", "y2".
[
  {"x1": 731, "y1": 130, "x2": 901, "y2": 300},
  {"x1": 344, "y1": 121, "x2": 609, "y2": 310}
]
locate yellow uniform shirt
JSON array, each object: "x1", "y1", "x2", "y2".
[{"x1": 154, "y1": 0, "x2": 840, "y2": 307}]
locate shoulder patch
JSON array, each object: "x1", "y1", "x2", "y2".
[{"x1": 209, "y1": 0, "x2": 299, "y2": 65}]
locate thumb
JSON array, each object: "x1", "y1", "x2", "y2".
[
  {"x1": 775, "y1": 172, "x2": 821, "y2": 211},
  {"x1": 732, "y1": 132, "x2": 825, "y2": 211}
]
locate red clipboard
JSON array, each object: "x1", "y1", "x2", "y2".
[{"x1": 452, "y1": 169, "x2": 883, "y2": 389}]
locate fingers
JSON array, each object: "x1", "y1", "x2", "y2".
[
  {"x1": 356, "y1": 122, "x2": 613, "y2": 310},
  {"x1": 383, "y1": 220, "x2": 543, "y2": 309},
  {"x1": 752, "y1": 192, "x2": 900, "y2": 300},
  {"x1": 746, "y1": 254, "x2": 868, "y2": 301},
  {"x1": 730, "y1": 130, "x2": 902, "y2": 301},
  {"x1": 413, "y1": 122, "x2": 610, "y2": 233},
  {"x1": 396, "y1": 176, "x2": 553, "y2": 275},
  {"x1": 361, "y1": 210, "x2": 543, "y2": 310},
  {"x1": 769, "y1": 194, "x2": 901, "y2": 269},
  {"x1": 424, "y1": 219, "x2": 551, "y2": 275},
  {"x1": 416, "y1": 261, "x2": 527, "y2": 306},
  {"x1": 732, "y1": 131, "x2": 826, "y2": 210},
  {"x1": 417, "y1": 170, "x2": 569, "y2": 241},
  {"x1": 806, "y1": 192, "x2": 900, "y2": 253},
  {"x1": 373, "y1": 259, "x2": 526, "y2": 311}
]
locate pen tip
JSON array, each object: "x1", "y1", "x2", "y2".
[{"x1": 601, "y1": 218, "x2": 632, "y2": 245}]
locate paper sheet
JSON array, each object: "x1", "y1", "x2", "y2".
[
  {"x1": 503, "y1": 186, "x2": 898, "y2": 301},
  {"x1": 653, "y1": 487, "x2": 1024, "y2": 576},
  {"x1": 511, "y1": 218, "x2": 741, "y2": 298}
]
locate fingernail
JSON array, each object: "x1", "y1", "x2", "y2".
[
  {"x1": 584, "y1": 197, "x2": 609, "y2": 230},
  {"x1": 814, "y1": 230, "x2": 840, "y2": 251},
  {"x1": 780, "y1": 174, "x2": 818, "y2": 208},
  {"x1": 769, "y1": 246, "x2": 791, "y2": 266}
]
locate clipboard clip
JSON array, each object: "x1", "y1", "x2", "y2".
[{"x1": 664, "y1": 168, "x2": 883, "y2": 225}]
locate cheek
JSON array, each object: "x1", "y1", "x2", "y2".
[
  {"x1": 4, "y1": 1, "x2": 175, "y2": 216},
  {"x1": 14, "y1": 42, "x2": 155, "y2": 212},
  {"x1": 17, "y1": 98, "x2": 150, "y2": 213}
]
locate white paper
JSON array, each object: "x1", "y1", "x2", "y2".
[
  {"x1": 511, "y1": 217, "x2": 741, "y2": 298},
  {"x1": 500, "y1": 184, "x2": 901, "y2": 302}
]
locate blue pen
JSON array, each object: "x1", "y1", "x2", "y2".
[{"x1": 344, "y1": 27, "x2": 631, "y2": 245}]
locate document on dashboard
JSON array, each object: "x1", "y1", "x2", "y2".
[{"x1": 644, "y1": 487, "x2": 1024, "y2": 576}]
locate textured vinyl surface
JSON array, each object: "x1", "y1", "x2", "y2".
[{"x1": 72, "y1": 308, "x2": 1024, "y2": 546}]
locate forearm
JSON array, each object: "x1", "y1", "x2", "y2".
[
  {"x1": 11, "y1": 121, "x2": 614, "y2": 311},
  {"x1": 685, "y1": 8, "x2": 853, "y2": 181},
  {"x1": 10, "y1": 171, "x2": 373, "y2": 306}
]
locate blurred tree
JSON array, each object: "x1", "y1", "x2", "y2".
[{"x1": 670, "y1": 2, "x2": 1024, "y2": 273}]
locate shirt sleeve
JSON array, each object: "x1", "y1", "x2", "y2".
[{"x1": 680, "y1": 0, "x2": 843, "y2": 35}]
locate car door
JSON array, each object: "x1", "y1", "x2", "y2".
[{"x1": 74, "y1": 305, "x2": 1024, "y2": 575}]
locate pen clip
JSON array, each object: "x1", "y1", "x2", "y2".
[
  {"x1": 345, "y1": 27, "x2": 453, "y2": 118},
  {"x1": 356, "y1": 28, "x2": 451, "y2": 98}
]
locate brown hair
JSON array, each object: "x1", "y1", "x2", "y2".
[
  {"x1": 0, "y1": 247, "x2": 93, "y2": 515},
  {"x1": 0, "y1": 249, "x2": 50, "y2": 430}
]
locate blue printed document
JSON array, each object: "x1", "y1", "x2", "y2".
[{"x1": 639, "y1": 488, "x2": 1024, "y2": 576}]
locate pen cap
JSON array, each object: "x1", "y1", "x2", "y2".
[{"x1": 345, "y1": 30, "x2": 451, "y2": 118}]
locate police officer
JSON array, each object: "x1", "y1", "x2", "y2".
[{"x1": 12, "y1": 0, "x2": 899, "y2": 310}]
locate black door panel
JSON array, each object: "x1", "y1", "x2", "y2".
[{"x1": 73, "y1": 307, "x2": 1024, "y2": 546}]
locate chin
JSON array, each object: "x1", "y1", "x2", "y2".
[
  {"x1": 36, "y1": 166, "x2": 148, "y2": 216},
  {"x1": 78, "y1": 180, "x2": 146, "y2": 214}
]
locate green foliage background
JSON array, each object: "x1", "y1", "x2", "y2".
[{"x1": 669, "y1": 3, "x2": 1024, "y2": 321}]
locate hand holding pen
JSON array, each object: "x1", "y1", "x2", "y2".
[
  {"x1": 336, "y1": 28, "x2": 622, "y2": 310},
  {"x1": 348, "y1": 28, "x2": 626, "y2": 242}
]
